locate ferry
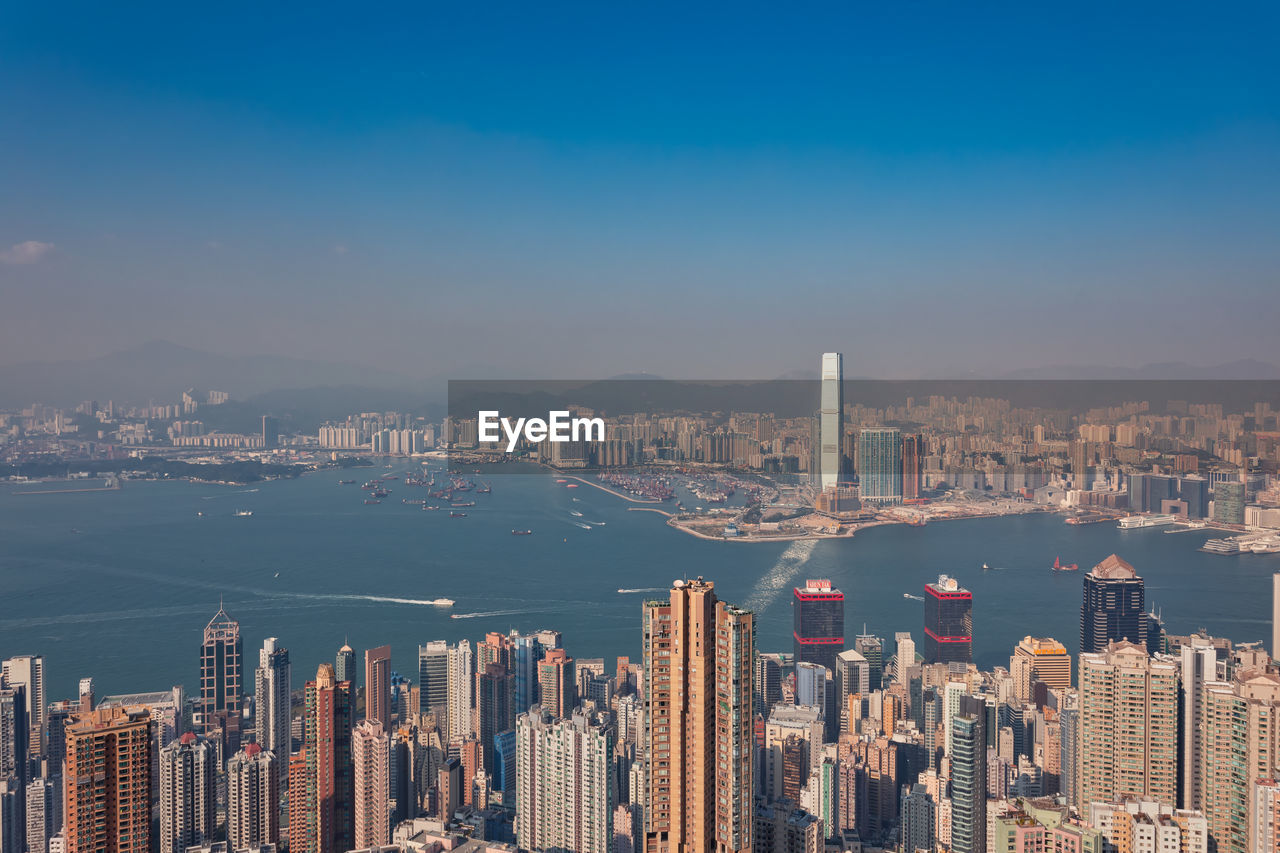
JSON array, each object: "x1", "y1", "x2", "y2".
[
  {"x1": 234, "y1": 509, "x2": 253, "y2": 517},
  {"x1": 1250, "y1": 541, "x2": 1280, "y2": 554},
  {"x1": 1202, "y1": 538, "x2": 1242, "y2": 555},
  {"x1": 1052, "y1": 556, "x2": 1079, "y2": 572},
  {"x1": 1117, "y1": 514, "x2": 1176, "y2": 529},
  {"x1": 511, "y1": 529, "x2": 533, "y2": 536},
  {"x1": 450, "y1": 511, "x2": 467, "y2": 518},
  {"x1": 364, "y1": 499, "x2": 381, "y2": 505},
  {"x1": 430, "y1": 598, "x2": 455, "y2": 607},
  {"x1": 903, "y1": 593, "x2": 924, "y2": 602},
  {"x1": 570, "y1": 510, "x2": 584, "y2": 517}
]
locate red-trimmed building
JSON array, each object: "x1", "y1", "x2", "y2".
[
  {"x1": 793, "y1": 579, "x2": 845, "y2": 672},
  {"x1": 923, "y1": 575, "x2": 973, "y2": 664}
]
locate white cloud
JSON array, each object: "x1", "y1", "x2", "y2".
[{"x1": 0, "y1": 240, "x2": 54, "y2": 265}]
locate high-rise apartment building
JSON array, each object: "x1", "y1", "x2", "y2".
[
  {"x1": 1179, "y1": 639, "x2": 1217, "y2": 812},
  {"x1": 902, "y1": 433, "x2": 924, "y2": 502},
  {"x1": 227, "y1": 743, "x2": 279, "y2": 850},
  {"x1": 516, "y1": 708, "x2": 615, "y2": 853},
  {"x1": 0, "y1": 682, "x2": 27, "y2": 789},
  {"x1": 364, "y1": 645, "x2": 392, "y2": 730},
  {"x1": 352, "y1": 719, "x2": 390, "y2": 848},
  {"x1": 642, "y1": 578, "x2": 753, "y2": 853},
  {"x1": 447, "y1": 640, "x2": 473, "y2": 744},
  {"x1": 254, "y1": 638, "x2": 291, "y2": 776},
  {"x1": 1080, "y1": 555, "x2": 1147, "y2": 654},
  {"x1": 293, "y1": 663, "x2": 354, "y2": 853},
  {"x1": 923, "y1": 575, "x2": 973, "y2": 664},
  {"x1": 2, "y1": 656, "x2": 44, "y2": 758},
  {"x1": 63, "y1": 707, "x2": 152, "y2": 853},
  {"x1": 1200, "y1": 668, "x2": 1280, "y2": 853},
  {"x1": 814, "y1": 352, "x2": 844, "y2": 491},
  {"x1": 950, "y1": 695, "x2": 987, "y2": 853},
  {"x1": 157, "y1": 733, "x2": 215, "y2": 853},
  {"x1": 198, "y1": 604, "x2": 243, "y2": 736},
  {"x1": 1078, "y1": 641, "x2": 1177, "y2": 808},
  {"x1": 535, "y1": 649, "x2": 575, "y2": 719},
  {"x1": 477, "y1": 663, "x2": 514, "y2": 772},
  {"x1": 858, "y1": 427, "x2": 903, "y2": 505},
  {"x1": 894, "y1": 631, "x2": 916, "y2": 684},
  {"x1": 793, "y1": 580, "x2": 844, "y2": 673}
]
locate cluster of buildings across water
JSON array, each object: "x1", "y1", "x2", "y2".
[{"x1": 6, "y1": 553, "x2": 1280, "y2": 853}]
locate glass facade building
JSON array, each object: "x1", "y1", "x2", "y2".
[
  {"x1": 923, "y1": 575, "x2": 973, "y2": 664},
  {"x1": 858, "y1": 427, "x2": 903, "y2": 506},
  {"x1": 792, "y1": 580, "x2": 844, "y2": 673}
]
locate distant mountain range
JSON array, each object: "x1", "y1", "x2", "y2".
[{"x1": 997, "y1": 359, "x2": 1280, "y2": 380}]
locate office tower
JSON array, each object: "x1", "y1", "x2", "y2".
[
  {"x1": 813, "y1": 352, "x2": 844, "y2": 491},
  {"x1": 1179, "y1": 474, "x2": 1209, "y2": 519},
  {"x1": 158, "y1": 733, "x2": 215, "y2": 853},
  {"x1": 260, "y1": 414, "x2": 279, "y2": 448},
  {"x1": 25, "y1": 776, "x2": 50, "y2": 853},
  {"x1": 754, "y1": 653, "x2": 785, "y2": 718},
  {"x1": 293, "y1": 663, "x2": 354, "y2": 853},
  {"x1": 1179, "y1": 640, "x2": 1216, "y2": 812},
  {"x1": 642, "y1": 577, "x2": 753, "y2": 853},
  {"x1": 923, "y1": 575, "x2": 973, "y2": 664},
  {"x1": 793, "y1": 580, "x2": 844, "y2": 673},
  {"x1": 492, "y1": 729, "x2": 517, "y2": 804},
  {"x1": 352, "y1": 719, "x2": 390, "y2": 848},
  {"x1": 1010, "y1": 636, "x2": 1071, "y2": 699},
  {"x1": 0, "y1": 779, "x2": 18, "y2": 853},
  {"x1": 1200, "y1": 669, "x2": 1280, "y2": 853},
  {"x1": 509, "y1": 633, "x2": 540, "y2": 716},
  {"x1": 0, "y1": 683, "x2": 26, "y2": 790},
  {"x1": 198, "y1": 604, "x2": 243, "y2": 735},
  {"x1": 63, "y1": 707, "x2": 152, "y2": 853},
  {"x1": 364, "y1": 645, "x2": 392, "y2": 729},
  {"x1": 2, "y1": 656, "x2": 44, "y2": 758},
  {"x1": 447, "y1": 640, "x2": 474, "y2": 743},
  {"x1": 418, "y1": 641, "x2": 449, "y2": 723},
  {"x1": 1215, "y1": 480, "x2": 1247, "y2": 524},
  {"x1": 950, "y1": 695, "x2": 987, "y2": 853},
  {"x1": 1080, "y1": 554, "x2": 1147, "y2": 654},
  {"x1": 858, "y1": 427, "x2": 903, "y2": 505},
  {"x1": 535, "y1": 649, "x2": 575, "y2": 718},
  {"x1": 902, "y1": 433, "x2": 924, "y2": 502},
  {"x1": 227, "y1": 743, "x2": 278, "y2": 850},
  {"x1": 335, "y1": 643, "x2": 356, "y2": 685},
  {"x1": 516, "y1": 708, "x2": 615, "y2": 853},
  {"x1": 1078, "y1": 641, "x2": 1177, "y2": 808},
  {"x1": 254, "y1": 638, "x2": 291, "y2": 766},
  {"x1": 901, "y1": 784, "x2": 935, "y2": 853},
  {"x1": 476, "y1": 664, "x2": 514, "y2": 772},
  {"x1": 834, "y1": 649, "x2": 870, "y2": 708},
  {"x1": 855, "y1": 634, "x2": 884, "y2": 688},
  {"x1": 894, "y1": 632, "x2": 916, "y2": 684}
]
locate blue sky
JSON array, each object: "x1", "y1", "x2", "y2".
[{"x1": 1, "y1": 2, "x2": 1277, "y2": 377}]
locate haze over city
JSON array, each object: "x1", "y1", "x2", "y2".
[{"x1": 2, "y1": 3, "x2": 1279, "y2": 380}]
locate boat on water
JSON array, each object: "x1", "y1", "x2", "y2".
[
  {"x1": 555, "y1": 479, "x2": 567, "y2": 484},
  {"x1": 1117, "y1": 514, "x2": 1176, "y2": 529},
  {"x1": 512, "y1": 529, "x2": 533, "y2": 536},
  {"x1": 450, "y1": 511, "x2": 467, "y2": 518},
  {"x1": 423, "y1": 505, "x2": 440, "y2": 511},
  {"x1": 982, "y1": 562, "x2": 990, "y2": 570},
  {"x1": 1052, "y1": 556, "x2": 1079, "y2": 571},
  {"x1": 1250, "y1": 541, "x2": 1280, "y2": 554},
  {"x1": 431, "y1": 598, "x2": 454, "y2": 606},
  {"x1": 903, "y1": 593, "x2": 924, "y2": 601},
  {"x1": 234, "y1": 509, "x2": 253, "y2": 517},
  {"x1": 1202, "y1": 538, "x2": 1242, "y2": 555},
  {"x1": 273, "y1": 572, "x2": 280, "y2": 578},
  {"x1": 566, "y1": 484, "x2": 579, "y2": 489},
  {"x1": 477, "y1": 483, "x2": 492, "y2": 493},
  {"x1": 572, "y1": 521, "x2": 592, "y2": 529},
  {"x1": 570, "y1": 510, "x2": 584, "y2": 517},
  {"x1": 364, "y1": 499, "x2": 381, "y2": 505},
  {"x1": 338, "y1": 479, "x2": 356, "y2": 485},
  {"x1": 452, "y1": 501, "x2": 476, "y2": 508}
]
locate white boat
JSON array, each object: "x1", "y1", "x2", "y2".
[
  {"x1": 234, "y1": 509, "x2": 253, "y2": 517},
  {"x1": 1117, "y1": 514, "x2": 1175, "y2": 529},
  {"x1": 1202, "y1": 538, "x2": 1242, "y2": 555},
  {"x1": 430, "y1": 598, "x2": 455, "y2": 607}
]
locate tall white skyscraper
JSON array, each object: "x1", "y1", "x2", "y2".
[
  {"x1": 894, "y1": 632, "x2": 916, "y2": 684},
  {"x1": 516, "y1": 708, "x2": 614, "y2": 853},
  {"x1": 814, "y1": 352, "x2": 844, "y2": 491},
  {"x1": 2, "y1": 656, "x2": 45, "y2": 757},
  {"x1": 447, "y1": 640, "x2": 474, "y2": 744},
  {"x1": 1179, "y1": 639, "x2": 1217, "y2": 811},
  {"x1": 254, "y1": 638, "x2": 291, "y2": 764},
  {"x1": 352, "y1": 719, "x2": 390, "y2": 848},
  {"x1": 227, "y1": 743, "x2": 279, "y2": 849},
  {"x1": 158, "y1": 733, "x2": 216, "y2": 853}
]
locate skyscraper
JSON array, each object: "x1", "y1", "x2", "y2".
[
  {"x1": 364, "y1": 645, "x2": 392, "y2": 730},
  {"x1": 352, "y1": 719, "x2": 390, "y2": 848},
  {"x1": 1080, "y1": 554, "x2": 1147, "y2": 654},
  {"x1": 1179, "y1": 639, "x2": 1217, "y2": 812},
  {"x1": 793, "y1": 579, "x2": 844, "y2": 673},
  {"x1": 157, "y1": 733, "x2": 216, "y2": 853},
  {"x1": 1, "y1": 656, "x2": 44, "y2": 758},
  {"x1": 1078, "y1": 641, "x2": 1177, "y2": 808},
  {"x1": 950, "y1": 695, "x2": 987, "y2": 853},
  {"x1": 335, "y1": 643, "x2": 356, "y2": 685},
  {"x1": 642, "y1": 577, "x2": 753, "y2": 853},
  {"x1": 64, "y1": 707, "x2": 153, "y2": 853},
  {"x1": 417, "y1": 641, "x2": 449, "y2": 724},
  {"x1": 476, "y1": 663, "x2": 514, "y2": 773},
  {"x1": 254, "y1": 638, "x2": 291, "y2": 776},
  {"x1": 0, "y1": 682, "x2": 27, "y2": 790},
  {"x1": 894, "y1": 631, "x2": 916, "y2": 684},
  {"x1": 198, "y1": 604, "x2": 243, "y2": 736},
  {"x1": 535, "y1": 649, "x2": 576, "y2": 719},
  {"x1": 293, "y1": 663, "x2": 354, "y2": 853},
  {"x1": 447, "y1": 640, "x2": 473, "y2": 744},
  {"x1": 923, "y1": 575, "x2": 973, "y2": 664},
  {"x1": 814, "y1": 352, "x2": 844, "y2": 491},
  {"x1": 902, "y1": 433, "x2": 924, "y2": 502},
  {"x1": 227, "y1": 743, "x2": 279, "y2": 850},
  {"x1": 516, "y1": 708, "x2": 615, "y2": 853},
  {"x1": 1010, "y1": 636, "x2": 1071, "y2": 698},
  {"x1": 25, "y1": 776, "x2": 50, "y2": 853},
  {"x1": 858, "y1": 427, "x2": 903, "y2": 505},
  {"x1": 1200, "y1": 668, "x2": 1280, "y2": 853}
]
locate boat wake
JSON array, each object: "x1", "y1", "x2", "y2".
[
  {"x1": 743, "y1": 539, "x2": 818, "y2": 612},
  {"x1": 450, "y1": 608, "x2": 545, "y2": 620},
  {"x1": 571, "y1": 521, "x2": 592, "y2": 530},
  {"x1": 618, "y1": 587, "x2": 667, "y2": 594}
]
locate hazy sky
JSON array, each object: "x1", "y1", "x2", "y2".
[{"x1": 2, "y1": 3, "x2": 1278, "y2": 378}]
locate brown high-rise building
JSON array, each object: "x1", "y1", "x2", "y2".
[
  {"x1": 477, "y1": 632, "x2": 514, "y2": 673},
  {"x1": 476, "y1": 663, "x2": 514, "y2": 772},
  {"x1": 643, "y1": 577, "x2": 753, "y2": 853},
  {"x1": 364, "y1": 645, "x2": 392, "y2": 729},
  {"x1": 64, "y1": 706, "x2": 153, "y2": 853},
  {"x1": 291, "y1": 664, "x2": 354, "y2": 853},
  {"x1": 902, "y1": 433, "x2": 923, "y2": 501},
  {"x1": 199, "y1": 604, "x2": 243, "y2": 736},
  {"x1": 536, "y1": 648, "x2": 576, "y2": 718}
]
